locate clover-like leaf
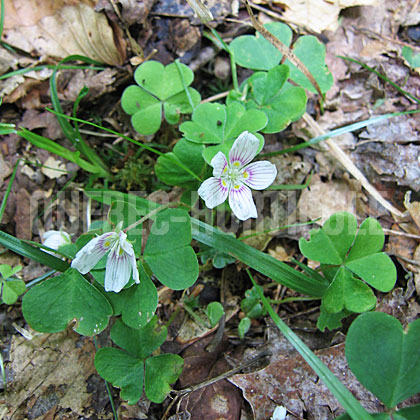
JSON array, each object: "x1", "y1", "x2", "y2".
[
  {"x1": 206, "y1": 301, "x2": 224, "y2": 328},
  {"x1": 1, "y1": 278, "x2": 26, "y2": 305},
  {"x1": 145, "y1": 354, "x2": 184, "y2": 403},
  {"x1": 95, "y1": 347, "x2": 144, "y2": 405},
  {"x1": 144, "y1": 209, "x2": 198, "y2": 290},
  {"x1": 95, "y1": 317, "x2": 183, "y2": 405},
  {"x1": 180, "y1": 102, "x2": 267, "y2": 145},
  {"x1": 402, "y1": 46, "x2": 420, "y2": 69},
  {"x1": 230, "y1": 22, "x2": 292, "y2": 71},
  {"x1": 299, "y1": 212, "x2": 396, "y2": 315},
  {"x1": 317, "y1": 307, "x2": 350, "y2": 332},
  {"x1": 284, "y1": 35, "x2": 333, "y2": 94},
  {"x1": 231, "y1": 22, "x2": 332, "y2": 94},
  {"x1": 121, "y1": 61, "x2": 201, "y2": 135},
  {"x1": 22, "y1": 268, "x2": 112, "y2": 335},
  {"x1": 346, "y1": 312, "x2": 420, "y2": 408},
  {"x1": 110, "y1": 317, "x2": 167, "y2": 359},
  {"x1": 322, "y1": 267, "x2": 376, "y2": 314},
  {"x1": 243, "y1": 65, "x2": 307, "y2": 133},
  {"x1": 103, "y1": 266, "x2": 158, "y2": 330},
  {"x1": 155, "y1": 138, "x2": 205, "y2": 187}
]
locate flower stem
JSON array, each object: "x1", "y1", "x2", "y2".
[{"x1": 124, "y1": 201, "x2": 182, "y2": 233}]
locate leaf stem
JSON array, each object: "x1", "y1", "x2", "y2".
[
  {"x1": 174, "y1": 59, "x2": 196, "y2": 111},
  {"x1": 124, "y1": 202, "x2": 182, "y2": 233},
  {"x1": 0, "y1": 158, "x2": 20, "y2": 223},
  {"x1": 93, "y1": 337, "x2": 118, "y2": 420}
]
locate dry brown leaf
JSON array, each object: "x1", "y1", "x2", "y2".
[
  {"x1": 4, "y1": 330, "x2": 98, "y2": 419},
  {"x1": 3, "y1": 0, "x2": 125, "y2": 65},
  {"x1": 405, "y1": 191, "x2": 420, "y2": 231},
  {"x1": 41, "y1": 156, "x2": 67, "y2": 179},
  {"x1": 229, "y1": 342, "x2": 382, "y2": 419},
  {"x1": 297, "y1": 174, "x2": 357, "y2": 224},
  {"x1": 279, "y1": 0, "x2": 378, "y2": 33}
]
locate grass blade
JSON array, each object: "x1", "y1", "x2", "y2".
[{"x1": 0, "y1": 230, "x2": 69, "y2": 272}]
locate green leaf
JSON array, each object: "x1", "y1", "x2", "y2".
[
  {"x1": 238, "y1": 65, "x2": 307, "y2": 133},
  {"x1": 317, "y1": 307, "x2": 350, "y2": 332},
  {"x1": 224, "y1": 101, "x2": 268, "y2": 139},
  {"x1": 134, "y1": 61, "x2": 193, "y2": 100},
  {"x1": 402, "y1": 46, "x2": 420, "y2": 69},
  {"x1": 121, "y1": 61, "x2": 199, "y2": 135},
  {"x1": 238, "y1": 317, "x2": 251, "y2": 339},
  {"x1": 345, "y1": 253, "x2": 396, "y2": 292},
  {"x1": 1, "y1": 278, "x2": 26, "y2": 304},
  {"x1": 180, "y1": 102, "x2": 267, "y2": 144},
  {"x1": 164, "y1": 88, "x2": 201, "y2": 124},
  {"x1": 155, "y1": 138, "x2": 205, "y2": 187},
  {"x1": 299, "y1": 228, "x2": 343, "y2": 265},
  {"x1": 107, "y1": 267, "x2": 158, "y2": 329},
  {"x1": 230, "y1": 22, "x2": 293, "y2": 71},
  {"x1": 22, "y1": 269, "x2": 112, "y2": 335},
  {"x1": 346, "y1": 218, "x2": 384, "y2": 262},
  {"x1": 180, "y1": 102, "x2": 226, "y2": 144},
  {"x1": 144, "y1": 354, "x2": 184, "y2": 403},
  {"x1": 322, "y1": 267, "x2": 376, "y2": 314},
  {"x1": 299, "y1": 212, "x2": 396, "y2": 315},
  {"x1": 144, "y1": 209, "x2": 198, "y2": 290},
  {"x1": 110, "y1": 317, "x2": 167, "y2": 359},
  {"x1": 131, "y1": 99, "x2": 162, "y2": 136},
  {"x1": 0, "y1": 264, "x2": 22, "y2": 279},
  {"x1": 284, "y1": 35, "x2": 333, "y2": 93},
  {"x1": 94, "y1": 347, "x2": 144, "y2": 405},
  {"x1": 206, "y1": 302, "x2": 224, "y2": 327},
  {"x1": 346, "y1": 312, "x2": 420, "y2": 408}
]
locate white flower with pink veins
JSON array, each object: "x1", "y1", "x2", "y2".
[
  {"x1": 198, "y1": 131, "x2": 277, "y2": 221},
  {"x1": 71, "y1": 223, "x2": 139, "y2": 293}
]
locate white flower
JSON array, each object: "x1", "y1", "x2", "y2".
[
  {"x1": 271, "y1": 406, "x2": 287, "y2": 420},
  {"x1": 198, "y1": 131, "x2": 277, "y2": 221},
  {"x1": 42, "y1": 230, "x2": 72, "y2": 257},
  {"x1": 71, "y1": 226, "x2": 139, "y2": 293}
]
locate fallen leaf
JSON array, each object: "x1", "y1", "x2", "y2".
[
  {"x1": 404, "y1": 191, "x2": 420, "y2": 231},
  {"x1": 3, "y1": 0, "x2": 126, "y2": 65},
  {"x1": 4, "y1": 330, "x2": 103, "y2": 418},
  {"x1": 178, "y1": 335, "x2": 243, "y2": 420},
  {"x1": 297, "y1": 174, "x2": 356, "y2": 224},
  {"x1": 278, "y1": 0, "x2": 378, "y2": 33},
  {"x1": 41, "y1": 156, "x2": 67, "y2": 179}
]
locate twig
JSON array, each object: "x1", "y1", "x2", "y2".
[
  {"x1": 383, "y1": 228, "x2": 420, "y2": 240},
  {"x1": 201, "y1": 91, "x2": 229, "y2": 103},
  {"x1": 175, "y1": 349, "x2": 270, "y2": 396},
  {"x1": 302, "y1": 113, "x2": 404, "y2": 218}
]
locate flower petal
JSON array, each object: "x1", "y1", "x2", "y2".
[
  {"x1": 241, "y1": 161, "x2": 277, "y2": 190},
  {"x1": 71, "y1": 232, "x2": 117, "y2": 274},
  {"x1": 105, "y1": 245, "x2": 132, "y2": 293},
  {"x1": 228, "y1": 182, "x2": 258, "y2": 221},
  {"x1": 210, "y1": 151, "x2": 228, "y2": 177},
  {"x1": 229, "y1": 131, "x2": 261, "y2": 169},
  {"x1": 118, "y1": 231, "x2": 140, "y2": 284},
  {"x1": 198, "y1": 177, "x2": 229, "y2": 209}
]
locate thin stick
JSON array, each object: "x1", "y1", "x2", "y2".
[
  {"x1": 175, "y1": 349, "x2": 270, "y2": 395},
  {"x1": 302, "y1": 113, "x2": 404, "y2": 218},
  {"x1": 383, "y1": 228, "x2": 420, "y2": 240}
]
